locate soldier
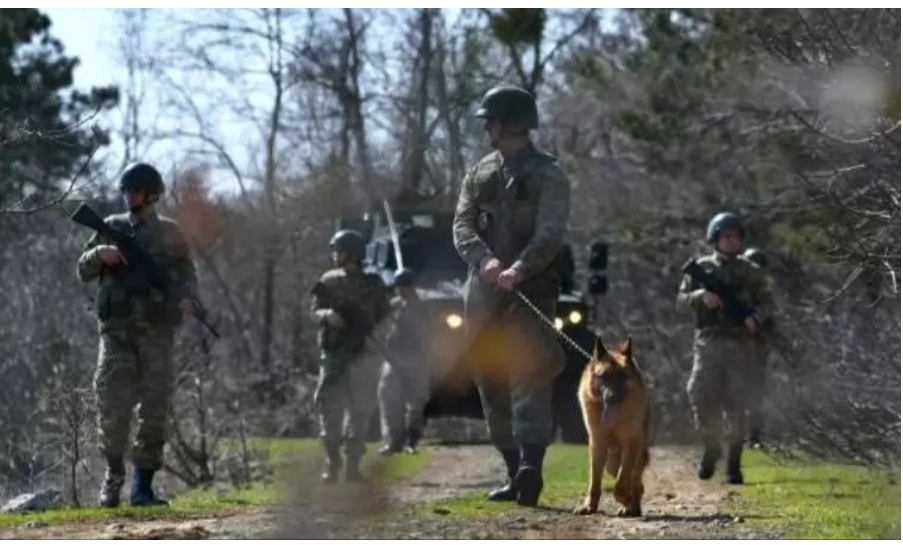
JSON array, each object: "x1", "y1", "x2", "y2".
[
  {"x1": 377, "y1": 268, "x2": 431, "y2": 456},
  {"x1": 452, "y1": 84, "x2": 570, "y2": 507},
  {"x1": 311, "y1": 229, "x2": 391, "y2": 483},
  {"x1": 742, "y1": 247, "x2": 771, "y2": 448},
  {"x1": 676, "y1": 212, "x2": 774, "y2": 485},
  {"x1": 76, "y1": 162, "x2": 199, "y2": 507}
]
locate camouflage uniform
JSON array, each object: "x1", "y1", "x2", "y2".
[
  {"x1": 453, "y1": 143, "x2": 570, "y2": 504},
  {"x1": 676, "y1": 250, "x2": 773, "y2": 480},
  {"x1": 76, "y1": 209, "x2": 197, "y2": 502},
  {"x1": 377, "y1": 293, "x2": 431, "y2": 452},
  {"x1": 311, "y1": 267, "x2": 391, "y2": 481}
]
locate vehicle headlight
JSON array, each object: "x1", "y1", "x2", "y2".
[
  {"x1": 568, "y1": 310, "x2": 583, "y2": 325},
  {"x1": 446, "y1": 313, "x2": 463, "y2": 329},
  {"x1": 554, "y1": 317, "x2": 564, "y2": 330}
]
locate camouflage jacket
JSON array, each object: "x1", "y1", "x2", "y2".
[
  {"x1": 310, "y1": 267, "x2": 391, "y2": 357},
  {"x1": 676, "y1": 252, "x2": 774, "y2": 337},
  {"x1": 76, "y1": 210, "x2": 198, "y2": 332},
  {"x1": 452, "y1": 144, "x2": 571, "y2": 294},
  {"x1": 380, "y1": 294, "x2": 429, "y2": 363}
]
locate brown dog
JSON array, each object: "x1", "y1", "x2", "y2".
[{"x1": 573, "y1": 336, "x2": 650, "y2": 517}]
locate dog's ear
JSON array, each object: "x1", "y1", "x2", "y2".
[
  {"x1": 593, "y1": 336, "x2": 606, "y2": 361},
  {"x1": 620, "y1": 336, "x2": 632, "y2": 362}
]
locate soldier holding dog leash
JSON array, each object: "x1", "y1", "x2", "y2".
[{"x1": 453, "y1": 84, "x2": 571, "y2": 508}]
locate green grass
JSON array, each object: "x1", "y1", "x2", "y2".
[
  {"x1": 0, "y1": 438, "x2": 431, "y2": 530},
  {"x1": 732, "y1": 449, "x2": 901, "y2": 539},
  {"x1": 410, "y1": 444, "x2": 901, "y2": 540}
]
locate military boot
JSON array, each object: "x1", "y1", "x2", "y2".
[
  {"x1": 130, "y1": 467, "x2": 168, "y2": 507},
  {"x1": 98, "y1": 458, "x2": 125, "y2": 508},
  {"x1": 487, "y1": 449, "x2": 520, "y2": 502},
  {"x1": 379, "y1": 443, "x2": 404, "y2": 456},
  {"x1": 748, "y1": 428, "x2": 764, "y2": 449},
  {"x1": 379, "y1": 432, "x2": 405, "y2": 457},
  {"x1": 345, "y1": 454, "x2": 364, "y2": 483},
  {"x1": 404, "y1": 427, "x2": 422, "y2": 454},
  {"x1": 725, "y1": 442, "x2": 745, "y2": 485},
  {"x1": 697, "y1": 444, "x2": 722, "y2": 481},
  {"x1": 514, "y1": 444, "x2": 546, "y2": 507},
  {"x1": 321, "y1": 440, "x2": 343, "y2": 483}
]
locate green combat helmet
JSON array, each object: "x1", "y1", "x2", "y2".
[
  {"x1": 743, "y1": 247, "x2": 768, "y2": 269},
  {"x1": 474, "y1": 84, "x2": 539, "y2": 131},
  {"x1": 119, "y1": 163, "x2": 165, "y2": 196},
  {"x1": 329, "y1": 229, "x2": 366, "y2": 261},
  {"x1": 706, "y1": 212, "x2": 745, "y2": 243}
]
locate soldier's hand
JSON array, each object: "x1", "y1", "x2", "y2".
[
  {"x1": 744, "y1": 315, "x2": 759, "y2": 333},
  {"x1": 96, "y1": 245, "x2": 127, "y2": 266},
  {"x1": 496, "y1": 267, "x2": 524, "y2": 291},
  {"x1": 479, "y1": 256, "x2": 503, "y2": 284},
  {"x1": 701, "y1": 291, "x2": 722, "y2": 310}
]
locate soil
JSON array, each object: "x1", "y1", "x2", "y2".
[{"x1": 0, "y1": 444, "x2": 781, "y2": 540}]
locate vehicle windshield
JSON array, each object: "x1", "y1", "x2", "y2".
[{"x1": 399, "y1": 226, "x2": 468, "y2": 282}]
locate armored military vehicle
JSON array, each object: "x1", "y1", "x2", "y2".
[{"x1": 339, "y1": 202, "x2": 608, "y2": 444}]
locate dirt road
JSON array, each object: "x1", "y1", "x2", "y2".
[{"x1": 0, "y1": 444, "x2": 781, "y2": 540}]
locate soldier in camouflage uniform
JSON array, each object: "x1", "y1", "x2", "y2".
[
  {"x1": 742, "y1": 247, "x2": 771, "y2": 448},
  {"x1": 377, "y1": 268, "x2": 431, "y2": 456},
  {"x1": 676, "y1": 212, "x2": 774, "y2": 485},
  {"x1": 453, "y1": 84, "x2": 570, "y2": 507},
  {"x1": 76, "y1": 162, "x2": 200, "y2": 507},
  {"x1": 311, "y1": 229, "x2": 391, "y2": 482}
]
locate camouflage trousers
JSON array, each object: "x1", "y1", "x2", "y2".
[
  {"x1": 378, "y1": 360, "x2": 430, "y2": 445},
  {"x1": 685, "y1": 331, "x2": 757, "y2": 447},
  {"x1": 314, "y1": 352, "x2": 380, "y2": 460},
  {"x1": 746, "y1": 341, "x2": 770, "y2": 437},
  {"x1": 93, "y1": 326, "x2": 175, "y2": 471},
  {"x1": 465, "y1": 277, "x2": 566, "y2": 450}
]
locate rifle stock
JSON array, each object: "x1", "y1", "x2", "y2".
[{"x1": 70, "y1": 202, "x2": 220, "y2": 339}]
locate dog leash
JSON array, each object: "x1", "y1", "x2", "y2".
[{"x1": 513, "y1": 289, "x2": 594, "y2": 362}]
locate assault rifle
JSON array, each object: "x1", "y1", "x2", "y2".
[
  {"x1": 70, "y1": 202, "x2": 220, "y2": 339},
  {"x1": 681, "y1": 258, "x2": 796, "y2": 368},
  {"x1": 310, "y1": 280, "x2": 394, "y2": 363}
]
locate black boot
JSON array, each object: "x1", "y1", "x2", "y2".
[
  {"x1": 487, "y1": 449, "x2": 520, "y2": 502},
  {"x1": 379, "y1": 444, "x2": 402, "y2": 456},
  {"x1": 697, "y1": 444, "x2": 722, "y2": 481},
  {"x1": 322, "y1": 440, "x2": 343, "y2": 483},
  {"x1": 725, "y1": 442, "x2": 744, "y2": 485},
  {"x1": 130, "y1": 467, "x2": 168, "y2": 507},
  {"x1": 404, "y1": 427, "x2": 422, "y2": 454},
  {"x1": 514, "y1": 444, "x2": 546, "y2": 507},
  {"x1": 748, "y1": 427, "x2": 763, "y2": 449},
  {"x1": 345, "y1": 455, "x2": 364, "y2": 483},
  {"x1": 99, "y1": 457, "x2": 125, "y2": 508}
]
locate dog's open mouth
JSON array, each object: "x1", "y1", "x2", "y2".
[{"x1": 601, "y1": 403, "x2": 619, "y2": 425}]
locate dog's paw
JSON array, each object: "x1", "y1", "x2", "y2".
[
  {"x1": 573, "y1": 502, "x2": 598, "y2": 516},
  {"x1": 616, "y1": 505, "x2": 642, "y2": 518}
]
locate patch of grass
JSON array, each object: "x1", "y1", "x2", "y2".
[
  {"x1": 0, "y1": 438, "x2": 431, "y2": 530},
  {"x1": 733, "y1": 449, "x2": 901, "y2": 539},
  {"x1": 412, "y1": 444, "x2": 900, "y2": 540},
  {"x1": 410, "y1": 443, "x2": 588, "y2": 518}
]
